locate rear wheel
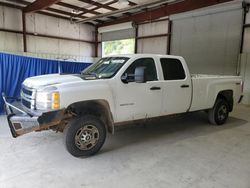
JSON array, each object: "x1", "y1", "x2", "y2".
[
  {"x1": 208, "y1": 98, "x2": 229, "y2": 125},
  {"x1": 64, "y1": 115, "x2": 106, "y2": 157}
]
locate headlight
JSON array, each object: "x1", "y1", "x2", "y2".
[{"x1": 36, "y1": 91, "x2": 60, "y2": 110}]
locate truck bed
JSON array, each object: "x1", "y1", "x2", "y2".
[
  {"x1": 191, "y1": 74, "x2": 240, "y2": 79},
  {"x1": 189, "y1": 74, "x2": 242, "y2": 112}
]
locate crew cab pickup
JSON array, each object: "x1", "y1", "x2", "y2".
[{"x1": 2, "y1": 54, "x2": 243, "y2": 157}]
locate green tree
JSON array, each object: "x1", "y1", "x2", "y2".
[{"x1": 103, "y1": 39, "x2": 135, "y2": 56}]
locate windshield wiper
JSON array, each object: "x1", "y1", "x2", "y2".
[{"x1": 81, "y1": 72, "x2": 98, "y2": 79}]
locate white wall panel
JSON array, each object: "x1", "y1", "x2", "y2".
[
  {"x1": 59, "y1": 40, "x2": 80, "y2": 56},
  {"x1": 26, "y1": 14, "x2": 35, "y2": 33},
  {"x1": 137, "y1": 37, "x2": 167, "y2": 54},
  {"x1": 138, "y1": 20, "x2": 168, "y2": 36},
  {"x1": 0, "y1": 6, "x2": 95, "y2": 60},
  {"x1": 243, "y1": 36, "x2": 250, "y2": 52},
  {"x1": 240, "y1": 53, "x2": 250, "y2": 105},
  {"x1": 170, "y1": 3, "x2": 243, "y2": 75},
  {"x1": 26, "y1": 35, "x2": 36, "y2": 52},
  {"x1": 0, "y1": 31, "x2": 5, "y2": 50},
  {"x1": 80, "y1": 42, "x2": 94, "y2": 57},
  {"x1": 243, "y1": 10, "x2": 250, "y2": 53},
  {"x1": 59, "y1": 19, "x2": 79, "y2": 39},
  {"x1": 0, "y1": 6, "x2": 4, "y2": 28},
  {"x1": 0, "y1": 32, "x2": 23, "y2": 52},
  {"x1": 137, "y1": 20, "x2": 169, "y2": 54},
  {"x1": 98, "y1": 43, "x2": 102, "y2": 57},
  {"x1": 246, "y1": 10, "x2": 250, "y2": 24},
  {"x1": 102, "y1": 28, "x2": 135, "y2": 41},
  {"x1": 3, "y1": 7, "x2": 22, "y2": 30},
  {"x1": 33, "y1": 37, "x2": 59, "y2": 54},
  {"x1": 80, "y1": 24, "x2": 95, "y2": 41},
  {"x1": 32, "y1": 14, "x2": 60, "y2": 36}
]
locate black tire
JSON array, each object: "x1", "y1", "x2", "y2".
[
  {"x1": 208, "y1": 98, "x2": 229, "y2": 125},
  {"x1": 64, "y1": 115, "x2": 106, "y2": 157}
]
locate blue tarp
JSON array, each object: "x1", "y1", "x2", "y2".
[
  {"x1": 59, "y1": 61, "x2": 91, "y2": 74},
  {"x1": 0, "y1": 52, "x2": 91, "y2": 113}
]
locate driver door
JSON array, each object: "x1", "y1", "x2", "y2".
[{"x1": 115, "y1": 58, "x2": 163, "y2": 122}]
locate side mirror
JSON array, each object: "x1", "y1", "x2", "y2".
[
  {"x1": 121, "y1": 73, "x2": 128, "y2": 84},
  {"x1": 134, "y1": 66, "x2": 146, "y2": 83}
]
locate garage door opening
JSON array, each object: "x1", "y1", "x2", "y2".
[{"x1": 102, "y1": 38, "x2": 135, "y2": 57}]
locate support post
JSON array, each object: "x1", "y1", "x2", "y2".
[
  {"x1": 167, "y1": 20, "x2": 172, "y2": 55},
  {"x1": 22, "y1": 11, "x2": 27, "y2": 52},
  {"x1": 135, "y1": 25, "x2": 138, "y2": 54},
  {"x1": 94, "y1": 27, "x2": 98, "y2": 57}
]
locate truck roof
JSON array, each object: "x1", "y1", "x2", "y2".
[{"x1": 105, "y1": 54, "x2": 183, "y2": 59}]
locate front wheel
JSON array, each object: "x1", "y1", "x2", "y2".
[
  {"x1": 64, "y1": 115, "x2": 106, "y2": 157},
  {"x1": 208, "y1": 99, "x2": 229, "y2": 125}
]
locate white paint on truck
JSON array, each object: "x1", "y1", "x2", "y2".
[{"x1": 22, "y1": 54, "x2": 242, "y2": 123}]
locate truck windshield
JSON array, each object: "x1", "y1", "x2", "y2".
[{"x1": 81, "y1": 57, "x2": 129, "y2": 79}]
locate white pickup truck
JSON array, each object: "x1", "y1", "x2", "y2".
[{"x1": 3, "y1": 54, "x2": 243, "y2": 157}]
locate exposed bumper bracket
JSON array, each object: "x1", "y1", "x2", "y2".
[{"x1": 2, "y1": 93, "x2": 65, "y2": 138}]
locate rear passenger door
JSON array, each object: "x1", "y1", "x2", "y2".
[{"x1": 160, "y1": 58, "x2": 192, "y2": 115}]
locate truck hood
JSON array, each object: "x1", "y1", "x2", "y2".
[{"x1": 23, "y1": 74, "x2": 82, "y2": 88}]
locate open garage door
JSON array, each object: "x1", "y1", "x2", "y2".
[{"x1": 170, "y1": 2, "x2": 244, "y2": 75}]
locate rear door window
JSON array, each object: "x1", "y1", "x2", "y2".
[{"x1": 160, "y1": 58, "x2": 186, "y2": 80}]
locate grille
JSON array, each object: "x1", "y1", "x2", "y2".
[
  {"x1": 22, "y1": 98, "x2": 31, "y2": 109},
  {"x1": 21, "y1": 86, "x2": 36, "y2": 109},
  {"x1": 22, "y1": 86, "x2": 33, "y2": 96}
]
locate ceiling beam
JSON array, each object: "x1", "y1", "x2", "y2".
[
  {"x1": 37, "y1": 11, "x2": 75, "y2": 20},
  {"x1": 76, "y1": 0, "x2": 118, "y2": 17},
  {"x1": 0, "y1": 1, "x2": 24, "y2": 9},
  {"x1": 123, "y1": 12, "x2": 132, "y2": 16},
  {"x1": 107, "y1": 16, "x2": 117, "y2": 20},
  {"x1": 23, "y1": 0, "x2": 61, "y2": 13},
  {"x1": 78, "y1": 0, "x2": 118, "y2": 11},
  {"x1": 76, "y1": 0, "x2": 170, "y2": 23},
  {"x1": 5, "y1": 0, "x2": 29, "y2": 6},
  {"x1": 56, "y1": 2, "x2": 101, "y2": 15},
  {"x1": 128, "y1": 1, "x2": 137, "y2": 6},
  {"x1": 46, "y1": 7, "x2": 87, "y2": 19},
  {"x1": 0, "y1": 1, "x2": 82, "y2": 22},
  {"x1": 98, "y1": 0, "x2": 233, "y2": 27},
  {"x1": 95, "y1": 19, "x2": 105, "y2": 24},
  {"x1": 5, "y1": 0, "x2": 87, "y2": 19}
]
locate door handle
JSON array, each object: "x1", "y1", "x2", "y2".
[
  {"x1": 150, "y1": 86, "x2": 161, "y2": 90},
  {"x1": 181, "y1": 84, "x2": 190, "y2": 88}
]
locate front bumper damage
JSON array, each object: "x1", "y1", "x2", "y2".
[{"x1": 2, "y1": 93, "x2": 65, "y2": 138}]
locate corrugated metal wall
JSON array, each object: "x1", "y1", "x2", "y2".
[
  {"x1": 0, "y1": 6, "x2": 95, "y2": 60},
  {"x1": 170, "y1": 2, "x2": 243, "y2": 75},
  {"x1": 241, "y1": 6, "x2": 250, "y2": 105},
  {"x1": 137, "y1": 20, "x2": 169, "y2": 54}
]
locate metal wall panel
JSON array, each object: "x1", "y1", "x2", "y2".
[
  {"x1": 170, "y1": 3, "x2": 243, "y2": 75},
  {"x1": 137, "y1": 20, "x2": 169, "y2": 54},
  {"x1": 0, "y1": 6, "x2": 95, "y2": 59},
  {"x1": 137, "y1": 37, "x2": 168, "y2": 54},
  {"x1": 101, "y1": 28, "x2": 135, "y2": 41},
  {"x1": 138, "y1": 20, "x2": 168, "y2": 36},
  {"x1": 243, "y1": 28, "x2": 250, "y2": 53},
  {"x1": 240, "y1": 53, "x2": 250, "y2": 104}
]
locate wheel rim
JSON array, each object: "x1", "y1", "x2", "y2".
[
  {"x1": 218, "y1": 105, "x2": 228, "y2": 121},
  {"x1": 74, "y1": 125, "x2": 99, "y2": 150}
]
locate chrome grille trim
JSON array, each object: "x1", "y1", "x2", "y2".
[{"x1": 21, "y1": 85, "x2": 37, "y2": 110}]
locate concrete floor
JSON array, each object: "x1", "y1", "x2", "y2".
[{"x1": 0, "y1": 105, "x2": 250, "y2": 188}]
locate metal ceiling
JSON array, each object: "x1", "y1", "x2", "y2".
[{"x1": 0, "y1": 0, "x2": 175, "y2": 25}]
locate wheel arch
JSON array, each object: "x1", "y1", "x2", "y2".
[
  {"x1": 215, "y1": 90, "x2": 233, "y2": 112},
  {"x1": 66, "y1": 100, "x2": 114, "y2": 134}
]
